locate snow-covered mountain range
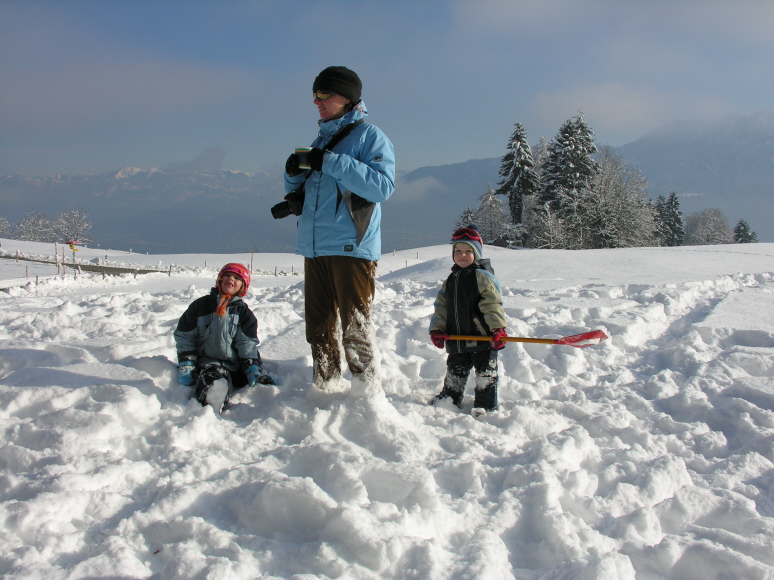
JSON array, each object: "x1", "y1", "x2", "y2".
[
  {"x1": 614, "y1": 111, "x2": 774, "y2": 235},
  {"x1": 1, "y1": 112, "x2": 772, "y2": 253},
  {"x1": 1, "y1": 168, "x2": 289, "y2": 254}
]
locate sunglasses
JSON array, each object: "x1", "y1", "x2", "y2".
[{"x1": 313, "y1": 91, "x2": 336, "y2": 101}]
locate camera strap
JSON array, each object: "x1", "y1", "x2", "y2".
[
  {"x1": 322, "y1": 118, "x2": 364, "y2": 152},
  {"x1": 283, "y1": 119, "x2": 366, "y2": 215},
  {"x1": 297, "y1": 119, "x2": 365, "y2": 187},
  {"x1": 296, "y1": 117, "x2": 364, "y2": 186}
]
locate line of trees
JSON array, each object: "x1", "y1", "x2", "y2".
[
  {"x1": 460, "y1": 114, "x2": 757, "y2": 249},
  {"x1": 0, "y1": 209, "x2": 93, "y2": 244}
]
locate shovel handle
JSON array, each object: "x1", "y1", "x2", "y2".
[
  {"x1": 443, "y1": 329, "x2": 608, "y2": 348},
  {"x1": 445, "y1": 335, "x2": 557, "y2": 345}
]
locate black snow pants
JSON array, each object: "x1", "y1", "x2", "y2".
[
  {"x1": 438, "y1": 349, "x2": 499, "y2": 411},
  {"x1": 193, "y1": 363, "x2": 248, "y2": 410}
]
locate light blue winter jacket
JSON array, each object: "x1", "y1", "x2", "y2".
[{"x1": 284, "y1": 102, "x2": 395, "y2": 261}]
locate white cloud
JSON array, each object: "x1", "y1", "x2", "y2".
[
  {"x1": 395, "y1": 176, "x2": 448, "y2": 203},
  {"x1": 529, "y1": 83, "x2": 736, "y2": 145}
]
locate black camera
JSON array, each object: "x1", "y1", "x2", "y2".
[{"x1": 271, "y1": 188, "x2": 305, "y2": 219}]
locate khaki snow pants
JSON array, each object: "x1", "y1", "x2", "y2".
[{"x1": 304, "y1": 256, "x2": 378, "y2": 386}]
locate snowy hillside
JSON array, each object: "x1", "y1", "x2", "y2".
[{"x1": 1, "y1": 239, "x2": 773, "y2": 579}]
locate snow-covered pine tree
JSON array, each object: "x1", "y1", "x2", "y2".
[
  {"x1": 495, "y1": 123, "x2": 539, "y2": 226},
  {"x1": 14, "y1": 211, "x2": 55, "y2": 242},
  {"x1": 532, "y1": 136, "x2": 549, "y2": 173},
  {"x1": 660, "y1": 193, "x2": 685, "y2": 246},
  {"x1": 455, "y1": 207, "x2": 477, "y2": 231},
  {"x1": 733, "y1": 218, "x2": 758, "y2": 243},
  {"x1": 653, "y1": 195, "x2": 669, "y2": 246},
  {"x1": 474, "y1": 183, "x2": 510, "y2": 243},
  {"x1": 533, "y1": 114, "x2": 599, "y2": 249}
]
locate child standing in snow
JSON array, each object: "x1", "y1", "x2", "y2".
[
  {"x1": 174, "y1": 263, "x2": 275, "y2": 413},
  {"x1": 429, "y1": 227, "x2": 508, "y2": 414}
]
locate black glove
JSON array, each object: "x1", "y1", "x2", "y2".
[
  {"x1": 284, "y1": 188, "x2": 305, "y2": 216},
  {"x1": 286, "y1": 153, "x2": 303, "y2": 177},
  {"x1": 308, "y1": 148, "x2": 325, "y2": 171}
]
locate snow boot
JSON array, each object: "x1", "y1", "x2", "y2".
[{"x1": 194, "y1": 364, "x2": 234, "y2": 414}]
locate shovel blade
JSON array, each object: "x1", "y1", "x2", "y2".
[{"x1": 554, "y1": 330, "x2": 609, "y2": 348}]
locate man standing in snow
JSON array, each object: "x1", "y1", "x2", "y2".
[{"x1": 283, "y1": 66, "x2": 395, "y2": 389}]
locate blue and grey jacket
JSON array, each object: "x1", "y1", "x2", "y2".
[
  {"x1": 284, "y1": 101, "x2": 395, "y2": 261},
  {"x1": 174, "y1": 289, "x2": 261, "y2": 371},
  {"x1": 430, "y1": 263, "x2": 507, "y2": 354}
]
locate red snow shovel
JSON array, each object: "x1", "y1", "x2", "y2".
[{"x1": 443, "y1": 329, "x2": 608, "y2": 348}]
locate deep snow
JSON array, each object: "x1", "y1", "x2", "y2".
[{"x1": 1, "y1": 239, "x2": 773, "y2": 580}]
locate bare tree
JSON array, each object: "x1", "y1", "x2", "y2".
[
  {"x1": 52, "y1": 209, "x2": 93, "y2": 243},
  {"x1": 0, "y1": 215, "x2": 11, "y2": 238},
  {"x1": 589, "y1": 147, "x2": 657, "y2": 248},
  {"x1": 14, "y1": 212, "x2": 55, "y2": 242},
  {"x1": 524, "y1": 197, "x2": 567, "y2": 249},
  {"x1": 684, "y1": 208, "x2": 734, "y2": 245},
  {"x1": 474, "y1": 183, "x2": 510, "y2": 243}
]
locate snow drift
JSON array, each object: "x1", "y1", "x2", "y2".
[{"x1": 1, "y1": 240, "x2": 773, "y2": 579}]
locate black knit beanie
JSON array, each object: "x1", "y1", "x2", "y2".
[{"x1": 313, "y1": 66, "x2": 362, "y2": 104}]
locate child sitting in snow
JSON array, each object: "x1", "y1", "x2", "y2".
[
  {"x1": 174, "y1": 263, "x2": 275, "y2": 413},
  {"x1": 429, "y1": 227, "x2": 508, "y2": 415}
]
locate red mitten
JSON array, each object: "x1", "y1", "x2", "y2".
[
  {"x1": 430, "y1": 330, "x2": 447, "y2": 349},
  {"x1": 491, "y1": 328, "x2": 507, "y2": 350}
]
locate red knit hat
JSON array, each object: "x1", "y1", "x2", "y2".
[{"x1": 217, "y1": 263, "x2": 250, "y2": 297}]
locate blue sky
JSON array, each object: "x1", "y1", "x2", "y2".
[{"x1": 1, "y1": 0, "x2": 773, "y2": 177}]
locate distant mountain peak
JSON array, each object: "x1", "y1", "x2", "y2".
[{"x1": 114, "y1": 167, "x2": 145, "y2": 179}]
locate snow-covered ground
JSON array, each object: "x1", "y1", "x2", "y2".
[{"x1": 1, "y1": 238, "x2": 773, "y2": 580}]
